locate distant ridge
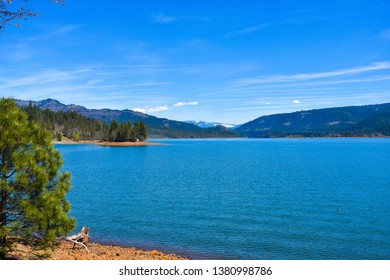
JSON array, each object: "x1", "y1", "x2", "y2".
[
  {"x1": 15, "y1": 99, "x2": 390, "y2": 138},
  {"x1": 185, "y1": 120, "x2": 237, "y2": 129},
  {"x1": 16, "y1": 99, "x2": 239, "y2": 139},
  {"x1": 235, "y1": 103, "x2": 390, "y2": 137}
]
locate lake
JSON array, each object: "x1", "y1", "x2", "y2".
[{"x1": 56, "y1": 138, "x2": 390, "y2": 259}]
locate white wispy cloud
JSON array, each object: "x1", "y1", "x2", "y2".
[
  {"x1": 0, "y1": 68, "x2": 89, "y2": 88},
  {"x1": 233, "y1": 61, "x2": 390, "y2": 87},
  {"x1": 52, "y1": 24, "x2": 83, "y2": 36},
  {"x1": 133, "y1": 105, "x2": 169, "y2": 114},
  {"x1": 133, "y1": 101, "x2": 200, "y2": 114},
  {"x1": 0, "y1": 65, "x2": 176, "y2": 109},
  {"x1": 152, "y1": 13, "x2": 177, "y2": 23},
  {"x1": 3, "y1": 43, "x2": 33, "y2": 61},
  {"x1": 132, "y1": 108, "x2": 147, "y2": 113},
  {"x1": 224, "y1": 24, "x2": 267, "y2": 38},
  {"x1": 222, "y1": 8, "x2": 324, "y2": 39},
  {"x1": 151, "y1": 13, "x2": 209, "y2": 24},
  {"x1": 22, "y1": 24, "x2": 83, "y2": 42},
  {"x1": 292, "y1": 99, "x2": 301, "y2": 104},
  {"x1": 173, "y1": 101, "x2": 199, "y2": 107}
]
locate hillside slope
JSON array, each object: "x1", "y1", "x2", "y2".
[
  {"x1": 16, "y1": 99, "x2": 239, "y2": 139},
  {"x1": 235, "y1": 103, "x2": 390, "y2": 137}
]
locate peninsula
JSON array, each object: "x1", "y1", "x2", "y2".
[{"x1": 53, "y1": 140, "x2": 163, "y2": 147}]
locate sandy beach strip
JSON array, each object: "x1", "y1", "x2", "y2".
[{"x1": 96, "y1": 141, "x2": 163, "y2": 147}]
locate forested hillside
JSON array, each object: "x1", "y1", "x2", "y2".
[
  {"x1": 235, "y1": 103, "x2": 390, "y2": 138},
  {"x1": 16, "y1": 99, "x2": 240, "y2": 139},
  {"x1": 21, "y1": 102, "x2": 148, "y2": 142}
]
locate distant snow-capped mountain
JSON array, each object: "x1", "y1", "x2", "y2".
[{"x1": 185, "y1": 120, "x2": 237, "y2": 129}]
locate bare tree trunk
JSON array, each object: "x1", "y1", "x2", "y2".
[
  {"x1": 62, "y1": 227, "x2": 90, "y2": 252},
  {"x1": 0, "y1": 190, "x2": 7, "y2": 259}
]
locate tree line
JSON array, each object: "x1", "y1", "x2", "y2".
[{"x1": 21, "y1": 102, "x2": 148, "y2": 142}]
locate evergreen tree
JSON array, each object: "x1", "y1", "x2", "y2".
[
  {"x1": 133, "y1": 122, "x2": 140, "y2": 141},
  {"x1": 108, "y1": 120, "x2": 119, "y2": 142},
  {"x1": 56, "y1": 132, "x2": 63, "y2": 142},
  {"x1": 138, "y1": 122, "x2": 148, "y2": 141},
  {"x1": 20, "y1": 104, "x2": 149, "y2": 142},
  {"x1": 132, "y1": 122, "x2": 147, "y2": 141},
  {"x1": 129, "y1": 128, "x2": 137, "y2": 142},
  {"x1": 72, "y1": 133, "x2": 80, "y2": 142},
  {"x1": 0, "y1": 98, "x2": 75, "y2": 259}
]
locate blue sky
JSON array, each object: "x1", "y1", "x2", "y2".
[{"x1": 1, "y1": 0, "x2": 390, "y2": 124}]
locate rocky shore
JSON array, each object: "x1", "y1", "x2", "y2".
[{"x1": 9, "y1": 240, "x2": 188, "y2": 260}]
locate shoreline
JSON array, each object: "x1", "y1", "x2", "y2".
[
  {"x1": 53, "y1": 140, "x2": 163, "y2": 146},
  {"x1": 51, "y1": 137, "x2": 390, "y2": 148},
  {"x1": 9, "y1": 239, "x2": 189, "y2": 260},
  {"x1": 97, "y1": 141, "x2": 163, "y2": 147}
]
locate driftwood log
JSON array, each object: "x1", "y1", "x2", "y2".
[{"x1": 63, "y1": 226, "x2": 90, "y2": 252}]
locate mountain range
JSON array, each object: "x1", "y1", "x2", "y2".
[
  {"x1": 15, "y1": 99, "x2": 239, "y2": 139},
  {"x1": 235, "y1": 102, "x2": 390, "y2": 137},
  {"x1": 185, "y1": 120, "x2": 237, "y2": 129},
  {"x1": 16, "y1": 99, "x2": 390, "y2": 138}
]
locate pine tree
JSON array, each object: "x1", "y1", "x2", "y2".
[
  {"x1": 0, "y1": 98, "x2": 75, "y2": 259},
  {"x1": 139, "y1": 122, "x2": 148, "y2": 141},
  {"x1": 132, "y1": 122, "x2": 148, "y2": 142},
  {"x1": 20, "y1": 104, "x2": 150, "y2": 142},
  {"x1": 109, "y1": 120, "x2": 119, "y2": 142},
  {"x1": 73, "y1": 132, "x2": 80, "y2": 142}
]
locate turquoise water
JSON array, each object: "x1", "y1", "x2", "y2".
[{"x1": 56, "y1": 139, "x2": 390, "y2": 259}]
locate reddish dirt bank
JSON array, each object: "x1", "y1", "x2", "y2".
[
  {"x1": 53, "y1": 140, "x2": 163, "y2": 147},
  {"x1": 9, "y1": 240, "x2": 188, "y2": 260},
  {"x1": 96, "y1": 141, "x2": 162, "y2": 147}
]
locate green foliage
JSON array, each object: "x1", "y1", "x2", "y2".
[
  {"x1": 21, "y1": 104, "x2": 148, "y2": 142},
  {"x1": 235, "y1": 103, "x2": 390, "y2": 138},
  {"x1": 18, "y1": 99, "x2": 240, "y2": 139},
  {"x1": 72, "y1": 133, "x2": 80, "y2": 142},
  {"x1": 107, "y1": 121, "x2": 147, "y2": 142},
  {"x1": 0, "y1": 98, "x2": 75, "y2": 259},
  {"x1": 56, "y1": 132, "x2": 63, "y2": 142},
  {"x1": 134, "y1": 122, "x2": 148, "y2": 141},
  {"x1": 22, "y1": 103, "x2": 108, "y2": 141}
]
